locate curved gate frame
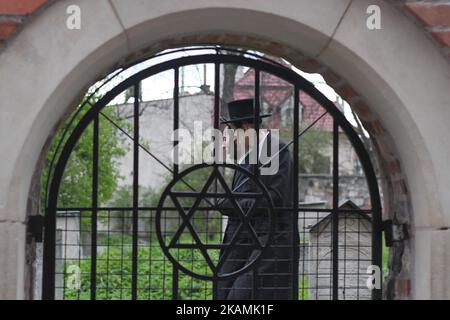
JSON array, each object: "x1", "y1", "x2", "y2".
[{"x1": 42, "y1": 52, "x2": 383, "y2": 300}]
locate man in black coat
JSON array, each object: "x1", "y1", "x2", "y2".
[{"x1": 217, "y1": 99, "x2": 299, "y2": 300}]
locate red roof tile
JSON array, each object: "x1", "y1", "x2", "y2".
[{"x1": 233, "y1": 57, "x2": 335, "y2": 132}]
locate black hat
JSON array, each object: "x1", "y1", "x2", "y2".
[{"x1": 220, "y1": 98, "x2": 271, "y2": 125}]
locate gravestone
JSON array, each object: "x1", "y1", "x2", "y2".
[
  {"x1": 55, "y1": 211, "x2": 82, "y2": 299},
  {"x1": 308, "y1": 200, "x2": 372, "y2": 300}
]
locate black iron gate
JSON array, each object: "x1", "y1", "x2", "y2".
[{"x1": 42, "y1": 49, "x2": 382, "y2": 300}]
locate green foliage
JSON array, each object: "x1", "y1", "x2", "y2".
[
  {"x1": 63, "y1": 235, "x2": 311, "y2": 300},
  {"x1": 299, "y1": 276, "x2": 309, "y2": 300},
  {"x1": 109, "y1": 184, "x2": 160, "y2": 209},
  {"x1": 299, "y1": 129, "x2": 331, "y2": 174},
  {"x1": 103, "y1": 185, "x2": 159, "y2": 232},
  {"x1": 279, "y1": 128, "x2": 332, "y2": 174},
  {"x1": 64, "y1": 235, "x2": 217, "y2": 300},
  {"x1": 63, "y1": 235, "x2": 310, "y2": 300},
  {"x1": 41, "y1": 98, "x2": 130, "y2": 209},
  {"x1": 382, "y1": 236, "x2": 389, "y2": 277}
]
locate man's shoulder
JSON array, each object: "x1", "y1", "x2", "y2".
[
  {"x1": 276, "y1": 138, "x2": 289, "y2": 153},
  {"x1": 266, "y1": 133, "x2": 288, "y2": 150},
  {"x1": 278, "y1": 139, "x2": 288, "y2": 149}
]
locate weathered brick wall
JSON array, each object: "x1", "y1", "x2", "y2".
[
  {"x1": 404, "y1": 1, "x2": 450, "y2": 58},
  {"x1": 0, "y1": 0, "x2": 48, "y2": 43}
]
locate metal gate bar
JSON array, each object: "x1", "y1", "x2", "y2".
[
  {"x1": 131, "y1": 83, "x2": 140, "y2": 299},
  {"x1": 90, "y1": 115, "x2": 99, "y2": 299},
  {"x1": 172, "y1": 67, "x2": 180, "y2": 300},
  {"x1": 212, "y1": 62, "x2": 220, "y2": 300},
  {"x1": 292, "y1": 87, "x2": 300, "y2": 300},
  {"x1": 332, "y1": 119, "x2": 339, "y2": 300},
  {"x1": 252, "y1": 68, "x2": 261, "y2": 300}
]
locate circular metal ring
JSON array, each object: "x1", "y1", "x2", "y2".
[{"x1": 155, "y1": 163, "x2": 275, "y2": 281}]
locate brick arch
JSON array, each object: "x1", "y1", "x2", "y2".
[
  {"x1": 403, "y1": 1, "x2": 450, "y2": 60},
  {"x1": 0, "y1": 0, "x2": 49, "y2": 42},
  {"x1": 1, "y1": 0, "x2": 450, "y2": 299}
]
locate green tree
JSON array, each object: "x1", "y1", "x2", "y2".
[
  {"x1": 299, "y1": 129, "x2": 331, "y2": 174},
  {"x1": 41, "y1": 96, "x2": 130, "y2": 209},
  {"x1": 279, "y1": 128, "x2": 332, "y2": 174},
  {"x1": 64, "y1": 236, "x2": 218, "y2": 300}
]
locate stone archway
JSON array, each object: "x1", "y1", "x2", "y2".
[{"x1": 0, "y1": 0, "x2": 450, "y2": 299}]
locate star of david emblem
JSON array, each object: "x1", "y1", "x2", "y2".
[{"x1": 155, "y1": 163, "x2": 275, "y2": 281}]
